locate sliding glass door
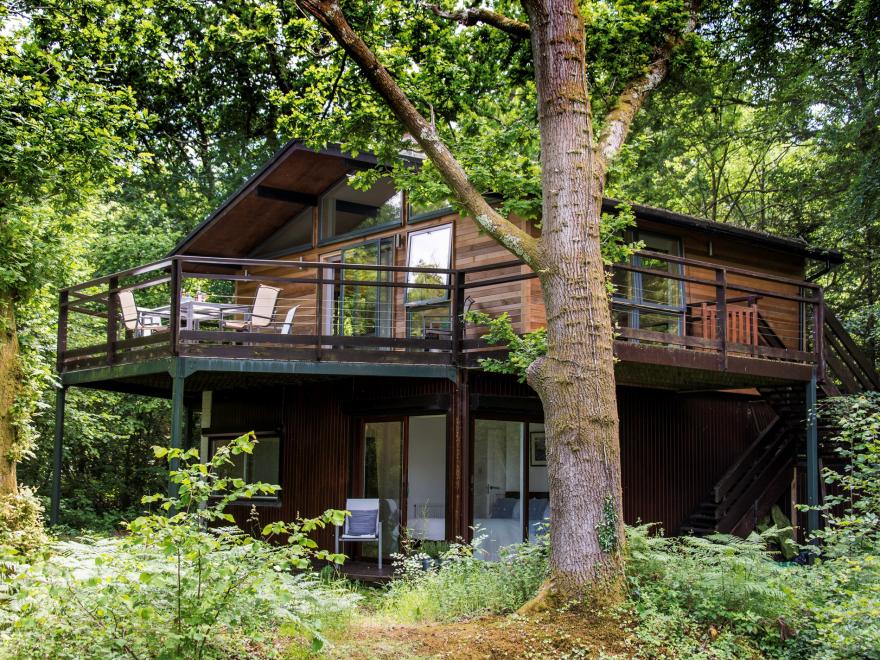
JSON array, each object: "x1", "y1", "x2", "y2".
[
  {"x1": 363, "y1": 420, "x2": 403, "y2": 556},
  {"x1": 360, "y1": 414, "x2": 448, "y2": 559},
  {"x1": 471, "y1": 419, "x2": 549, "y2": 560}
]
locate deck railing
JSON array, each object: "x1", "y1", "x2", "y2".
[{"x1": 57, "y1": 252, "x2": 825, "y2": 374}]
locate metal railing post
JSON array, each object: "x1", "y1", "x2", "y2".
[
  {"x1": 814, "y1": 288, "x2": 825, "y2": 381},
  {"x1": 56, "y1": 289, "x2": 68, "y2": 373},
  {"x1": 106, "y1": 276, "x2": 119, "y2": 365},
  {"x1": 451, "y1": 270, "x2": 464, "y2": 364},
  {"x1": 170, "y1": 259, "x2": 181, "y2": 356},
  {"x1": 716, "y1": 267, "x2": 727, "y2": 370}
]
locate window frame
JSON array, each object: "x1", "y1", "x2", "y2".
[
  {"x1": 207, "y1": 431, "x2": 282, "y2": 503},
  {"x1": 317, "y1": 176, "x2": 403, "y2": 246},
  {"x1": 404, "y1": 223, "x2": 454, "y2": 307},
  {"x1": 612, "y1": 230, "x2": 686, "y2": 335}
]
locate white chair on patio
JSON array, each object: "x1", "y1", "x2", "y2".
[
  {"x1": 279, "y1": 305, "x2": 299, "y2": 334},
  {"x1": 222, "y1": 284, "x2": 281, "y2": 332},
  {"x1": 335, "y1": 498, "x2": 383, "y2": 570},
  {"x1": 117, "y1": 289, "x2": 165, "y2": 337}
]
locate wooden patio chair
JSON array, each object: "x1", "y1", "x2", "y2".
[
  {"x1": 700, "y1": 302, "x2": 760, "y2": 346},
  {"x1": 334, "y1": 498, "x2": 383, "y2": 570},
  {"x1": 222, "y1": 284, "x2": 281, "y2": 332},
  {"x1": 117, "y1": 289, "x2": 166, "y2": 337}
]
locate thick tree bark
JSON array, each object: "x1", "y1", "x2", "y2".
[
  {"x1": 520, "y1": 0, "x2": 624, "y2": 600},
  {"x1": 296, "y1": 0, "x2": 692, "y2": 602},
  {"x1": 0, "y1": 299, "x2": 20, "y2": 497}
]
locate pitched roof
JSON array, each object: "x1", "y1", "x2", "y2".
[{"x1": 170, "y1": 140, "x2": 843, "y2": 266}]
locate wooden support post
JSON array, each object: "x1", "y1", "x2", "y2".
[
  {"x1": 50, "y1": 386, "x2": 67, "y2": 526},
  {"x1": 168, "y1": 367, "x2": 185, "y2": 499},
  {"x1": 450, "y1": 369, "x2": 471, "y2": 541},
  {"x1": 806, "y1": 371, "x2": 820, "y2": 539}
]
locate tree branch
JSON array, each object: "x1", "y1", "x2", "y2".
[
  {"x1": 296, "y1": 0, "x2": 542, "y2": 269},
  {"x1": 427, "y1": 4, "x2": 531, "y2": 39},
  {"x1": 596, "y1": 7, "x2": 699, "y2": 170}
]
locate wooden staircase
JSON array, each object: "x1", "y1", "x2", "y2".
[{"x1": 680, "y1": 309, "x2": 878, "y2": 536}]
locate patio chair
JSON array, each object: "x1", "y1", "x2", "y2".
[
  {"x1": 117, "y1": 289, "x2": 165, "y2": 337},
  {"x1": 334, "y1": 498, "x2": 383, "y2": 570},
  {"x1": 279, "y1": 305, "x2": 300, "y2": 334},
  {"x1": 222, "y1": 284, "x2": 281, "y2": 332}
]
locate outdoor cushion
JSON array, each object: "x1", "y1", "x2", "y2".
[
  {"x1": 490, "y1": 496, "x2": 517, "y2": 519},
  {"x1": 346, "y1": 509, "x2": 378, "y2": 537},
  {"x1": 529, "y1": 498, "x2": 550, "y2": 521}
]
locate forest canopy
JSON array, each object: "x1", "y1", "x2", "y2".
[{"x1": 0, "y1": 0, "x2": 876, "y2": 528}]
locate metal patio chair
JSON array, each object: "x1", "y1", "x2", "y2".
[
  {"x1": 117, "y1": 289, "x2": 165, "y2": 337},
  {"x1": 222, "y1": 284, "x2": 281, "y2": 332},
  {"x1": 334, "y1": 498, "x2": 383, "y2": 570}
]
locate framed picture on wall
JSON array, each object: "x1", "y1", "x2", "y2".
[{"x1": 530, "y1": 431, "x2": 547, "y2": 466}]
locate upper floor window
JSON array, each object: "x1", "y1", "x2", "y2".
[
  {"x1": 320, "y1": 176, "x2": 402, "y2": 242},
  {"x1": 612, "y1": 231, "x2": 685, "y2": 335},
  {"x1": 409, "y1": 197, "x2": 453, "y2": 223},
  {"x1": 406, "y1": 224, "x2": 453, "y2": 305}
]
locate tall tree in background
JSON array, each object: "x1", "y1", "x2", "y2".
[
  {"x1": 0, "y1": 7, "x2": 142, "y2": 498},
  {"x1": 295, "y1": 0, "x2": 698, "y2": 600},
  {"x1": 610, "y1": 0, "x2": 880, "y2": 358}
]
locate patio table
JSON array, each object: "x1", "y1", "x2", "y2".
[{"x1": 146, "y1": 300, "x2": 249, "y2": 331}]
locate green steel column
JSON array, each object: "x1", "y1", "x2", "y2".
[
  {"x1": 50, "y1": 386, "x2": 67, "y2": 526},
  {"x1": 168, "y1": 371, "x2": 185, "y2": 499},
  {"x1": 806, "y1": 371, "x2": 820, "y2": 538}
]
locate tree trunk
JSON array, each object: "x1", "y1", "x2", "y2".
[
  {"x1": 0, "y1": 298, "x2": 20, "y2": 497},
  {"x1": 522, "y1": 0, "x2": 625, "y2": 601}
]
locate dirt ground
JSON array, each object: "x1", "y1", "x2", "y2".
[{"x1": 328, "y1": 608, "x2": 637, "y2": 659}]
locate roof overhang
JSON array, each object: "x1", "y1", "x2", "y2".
[
  {"x1": 603, "y1": 198, "x2": 844, "y2": 266},
  {"x1": 168, "y1": 139, "x2": 843, "y2": 267},
  {"x1": 170, "y1": 141, "x2": 421, "y2": 258}
]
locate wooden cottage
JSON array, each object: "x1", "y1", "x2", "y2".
[{"x1": 52, "y1": 141, "x2": 878, "y2": 565}]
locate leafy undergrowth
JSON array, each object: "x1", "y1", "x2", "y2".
[{"x1": 327, "y1": 607, "x2": 635, "y2": 660}]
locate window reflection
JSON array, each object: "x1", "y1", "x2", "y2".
[
  {"x1": 320, "y1": 176, "x2": 402, "y2": 241},
  {"x1": 406, "y1": 224, "x2": 452, "y2": 305}
]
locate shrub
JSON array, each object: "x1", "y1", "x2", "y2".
[
  {"x1": 625, "y1": 525, "x2": 808, "y2": 657},
  {"x1": 0, "y1": 486, "x2": 47, "y2": 555},
  {"x1": 0, "y1": 433, "x2": 355, "y2": 658},
  {"x1": 381, "y1": 531, "x2": 548, "y2": 622}
]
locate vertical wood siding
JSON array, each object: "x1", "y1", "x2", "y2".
[{"x1": 210, "y1": 377, "x2": 766, "y2": 548}]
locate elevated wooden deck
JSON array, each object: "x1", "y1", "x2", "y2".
[{"x1": 57, "y1": 252, "x2": 828, "y2": 393}]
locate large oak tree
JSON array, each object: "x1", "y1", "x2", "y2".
[{"x1": 294, "y1": 0, "x2": 698, "y2": 600}]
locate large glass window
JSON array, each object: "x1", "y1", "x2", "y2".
[
  {"x1": 208, "y1": 435, "x2": 280, "y2": 499},
  {"x1": 472, "y1": 420, "x2": 523, "y2": 561},
  {"x1": 334, "y1": 238, "x2": 394, "y2": 337},
  {"x1": 320, "y1": 176, "x2": 402, "y2": 242},
  {"x1": 409, "y1": 197, "x2": 453, "y2": 223},
  {"x1": 363, "y1": 420, "x2": 403, "y2": 555},
  {"x1": 405, "y1": 224, "x2": 452, "y2": 305},
  {"x1": 406, "y1": 415, "x2": 447, "y2": 541},
  {"x1": 612, "y1": 232, "x2": 685, "y2": 335}
]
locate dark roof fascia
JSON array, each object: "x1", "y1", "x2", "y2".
[
  {"x1": 168, "y1": 141, "x2": 421, "y2": 257},
  {"x1": 603, "y1": 198, "x2": 844, "y2": 265}
]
